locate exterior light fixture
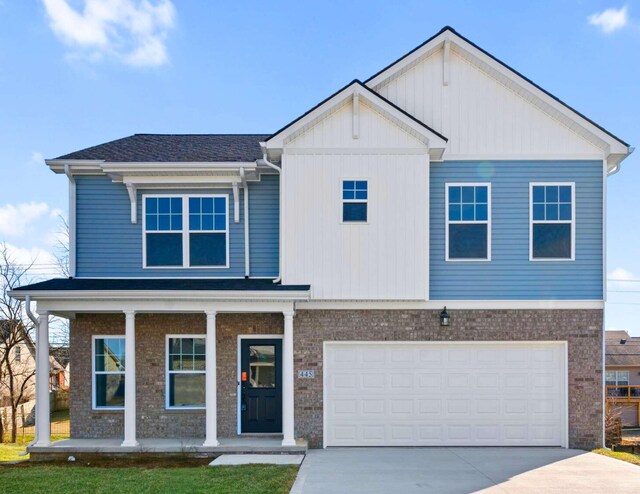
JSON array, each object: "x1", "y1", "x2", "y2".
[{"x1": 440, "y1": 307, "x2": 450, "y2": 327}]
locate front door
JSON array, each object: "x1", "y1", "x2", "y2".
[{"x1": 240, "y1": 338, "x2": 282, "y2": 433}]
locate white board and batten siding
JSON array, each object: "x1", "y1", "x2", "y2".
[
  {"x1": 373, "y1": 47, "x2": 604, "y2": 159},
  {"x1": 281, "y1": 100, "x2": 429, "y2": 300},
  {"x1": 324, "y1": 341, "x2": 568, "y2": 447}
]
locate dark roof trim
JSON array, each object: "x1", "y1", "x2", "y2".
[
  {"x1": 365, "y1": 26, "x2": 629, "y2": 148},
  {"x1": 12, "y1": 278, "x2": 310, "y2": 292},
  {"x1": 266, "y1": 79, "x2": 447, "y2": 143}
]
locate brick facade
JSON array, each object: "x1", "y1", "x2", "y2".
[
  {"x1": 70, "y1": 312, "x2": 283, "y2": 439},
  {"x1": 70, "y1": 309, "x2": 602, "y2": 450},
  {"x1": 293, "y1": 309, "x2": 603, "y2": 450}
]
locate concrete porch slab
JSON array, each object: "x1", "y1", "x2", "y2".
[
  {"x1": 209, "y1": 454, "x2": 305, "y2": 466},
  {"x1": 28, "y1": 437, "x2": 307, "y2": 461}
]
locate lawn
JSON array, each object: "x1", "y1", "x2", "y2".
[
  {"x1": 0, "y1": 434, "x2": 69, "y2": 462},
  {"x1": 0, "y1": 463, "x2": 299, "y2": 494},
  {"x1": 593, "y1": 448, "x2": 640, "y2": 466}
]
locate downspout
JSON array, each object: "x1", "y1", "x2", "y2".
[
  {"x1": 64, "y1": 164, "x2": 76, "y2": 277},
  {"x1": 240, "y1": 167, "x2": 250, "y2": 278},
  {"x1": 256, "y1": 153, "x2": 282, "y2": 283}
]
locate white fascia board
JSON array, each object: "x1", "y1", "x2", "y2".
[
  {"x1": 296, "y1": 300, "x2": 604, "y2": 310},
  {"x1": 8, "y1": 289, "x2": 310, "y2": 302},
  {"x1": 46, "y1": 160, "x2": 260, "y2": 176},
  {"x1": 366, "y1": 30, "x2": 630, "y2": 160},
  {"x1": 265, "y1": 81, "x2": 447, "y2": 152}
]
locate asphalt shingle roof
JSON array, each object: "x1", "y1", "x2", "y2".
[
  {"x1": 54, "y1": 134, "x2": 269, "y2": 162},
  {"x1": 606, "y1": 331, "x2": 640, "y2": 367}
]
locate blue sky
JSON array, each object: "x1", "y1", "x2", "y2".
[{"x1": 0, "y1": 1, "x2": 638, "y2": 333}]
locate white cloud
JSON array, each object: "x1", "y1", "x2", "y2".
[
  {"x1": 3, "y1": 243, "x2": 58, "y2": 269},
  {"x1": 588, "y1": 6, "x2": 629, "y2": 34},
  {"x1": 608, "y1": 267, "x2": 636, "y2": 289},
  {"x1": 29, "y1": 151, "x2": 44, "y2": 166},
  {"x1": 0, "y1": 202, "x2": 51, "y2": 237},
  {"x1": 41, "y1": 0, "x2": 176, "y2": 67}
]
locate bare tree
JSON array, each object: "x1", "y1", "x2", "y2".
[
  {"x1": 0, "y1": 244, "x2": 36, "y2": 442},
  {"x1": 53, "y1": 214, "x2": 70, "y2": 279}
]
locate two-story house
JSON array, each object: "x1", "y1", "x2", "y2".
[{"x1": 11, "y1": 27, "x2": 631, "y2": 454}]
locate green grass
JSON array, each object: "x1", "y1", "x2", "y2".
[
  {"x1": 0, "y1": 435, "x2": 69, "y2": 462},
  {"x1": 0, "y1": 464, "x2": 299, "y2": 494},
  {"x1": 593, "y1": 448, "x2": 640, "y2": 466}
]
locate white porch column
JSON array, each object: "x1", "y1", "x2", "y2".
[
  {"x1": 282, "y1": 310, "x2": 295, "y2": 446},
  {"x1": 203, "y1": 310, "x2": 219, "y2": 447},
  {"x1": 122, "y1": 311, "x2": 138, "y2": 447},
  {"x1": 34, "y1": 312, "x2": 50, "y2": 447}
]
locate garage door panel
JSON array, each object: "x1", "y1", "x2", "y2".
[{"x1": 325, "y1": 342, "x2": 566, "y2": 447}]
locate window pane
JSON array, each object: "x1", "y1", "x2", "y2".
[
  {"x1": 461, "y1": 186, "x2": 475, "y2": 203},
  {"x1": 449, "y1": 204, "x2": 461, "y2": 222},
  {"x1": 146, "y1": 197, "x2": 158, "y2": 214},
  {"x1": 533, "y1": 204, "x2": 545, "y2": 221},
  {"x1": 532, "y1": 224, "x2": 571, "y2": 259},
  {"x1": 449, "y1": 224, "x2": 488, "y2": 259},
  {"x1": 202, "y1": 198, "x2": 213, "y2": 214},
  {"x1": 559, "y1": 186, "x2": 572, "y2": 203},
  {"x1": 95, "y1": 374, "x2": 125, "y2": 408},
  {"x1": 449, "y1": 186, "x2": 461, "y2": 203},
  {"x1": 95, "y1": 338, "x2": 125, "y2": 372},
  {"x1": 214, "y1": 214, "x2": 225, "y2": 231},
  {"x1": 355, "y1": 190, "x2": 367, "y2": 200},
  {"x1": 170, "y1": 213, "x2": 182, "y2": 231},
  {"x1": 343, "y1": 180, "x2": 355, "y2": 191},
  {"x1": 158, "y1": 214, "x2": 171, "y2": 231},
  {"x1": 475, "y1": 186, "x2": 488, "y2": 204},
  {"x1": 146, "y1": 215, "x2": 158, "y2": 231},
  {"x1": 545, "y1": 186, "x2": 558, "y2": 202},
  {"x1": 214, "y1": 197, "x2": 226, "y2": 213},
  {"x1": 169, "y1": 374, "x2": 205, "y2": 407},
  {"x1": 249, "y1": 345, "x2": 276, "y2": 388},
  {"x1": 189, "y1": 197, "x2": 200, "y2": 213},
  {"x1": 189, "y1": 214, "x2": 200, "y2": 230},
  {"x1": 462, "y1": 204, "x2": 475, "y2": 221},
  {"x1": 159, "y1": 198, "x2": 171, "y2": 214},
  {"x1": 171, "y1": 197, "x2": 182, "y2": 213},
  {"x1": 545, "y1": 204, "x2": 558, "y2": 221},
  {"x1": 190, "y1": 233, "x2": 226, "y2": 266},
  {"x1": 343, "y1": 203, "x2": 367, "y2": 222},
  {"x1": 343, "y1": 190, "x2": 355, "y2": 200},
  {"x1": 355, "y1": 181, "x2": 367, "y2": 190},
  {"x1": 200, "y1": 214, "x2": 212, "y2": 231},
  {"x1": 619, "y1": 371, "x2": 629, "y2": 385},
  {"x1": 606, "y1": 371, "x2": 616, "y2": 385},
  {"x1": 532, "y1": 186, "x2": 545, "y2": 203},
  {"x1": 559, "y1": 204, "x2": 572, "y2": 221},
  {"x1": 146, "y1": 233, "x2": 183, "y2": 266},
  {"x1": 476, "y1": 204, "x2": 488, "y2": 221}
]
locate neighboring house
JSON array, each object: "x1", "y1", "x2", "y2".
[
  {"x1": 0, "y1": 321, "x2": 66, "y2": 405},
  {"x1": 606, "y1": 330, "x2": 640, "y2": 427},
  {"x1": 11, "y1": 26, "x2": 632, "y2": 452}
]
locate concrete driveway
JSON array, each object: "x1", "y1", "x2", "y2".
[{"x1": 291, "y1": 447, "x2": 640, "y2": 494}]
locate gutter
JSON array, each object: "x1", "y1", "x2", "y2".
[
  {"x1": 608, "y1": 146, "x2": 635, "y2": 176},
  {"x1": 256, "y1": 152, "x2": 283, "y2": 283}
]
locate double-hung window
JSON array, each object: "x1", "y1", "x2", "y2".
[
  {"x1": 530, "y1": 183, "x2": 574, "y2": 260},
  {"x1": 166, "y1": 336, "x2": 206, "y2": 409},
  {"x1": 93, "y1": 336, "x2": 126, "y2": 409},
  {"x1": 144, "y1": 195, "x2": 228, "y2": 268},
  {"x1": 606, "y1": 370, "x2": 630, "y2": 397},
  {"x1": 342, "y1": 180, "x2": 368, "y2": 223},
  {"x1": 446, "y1": 183, "x2": 491, "y2": 260}
]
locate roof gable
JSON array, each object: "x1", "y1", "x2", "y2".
[
  {"x1": 265, "y1": 80, "x2": 448, "y2": 160},
  {"x1": 366, "y1": 26, "x2": 631, "y2": 171}
]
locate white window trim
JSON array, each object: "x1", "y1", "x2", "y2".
[
  {"x1": 142, "y1": 193, "x2": 230, "y2": 269},
  {"x1": 92, "y1": 335, "x2": 125, "y2": 411},
  {"x1": 529, "y1": 182, "x2": 575, "y2": 262},
  {"x1": 445, "y1": 182, "x2": 492, "y2": 262},
  {"x1": 165, "y1": 334, "x2": 206, "y2": 410},
  {"x1": 340, "y1": 178, "x2": 369, "y2": 225}
]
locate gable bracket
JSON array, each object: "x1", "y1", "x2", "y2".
[
  {"x1": 352, "y1": 92, "x2": 360, "y2": 139},
  {"x1": 232, "y1": 182, "x2": 240, "y2": 223},
  {"x1": 443, "y1": 39, "x2": 451, "y2": 86},
  {"x1": 126, "y1": 183, "x2": 137, "y2": 224}
]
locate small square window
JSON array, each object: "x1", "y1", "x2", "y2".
[{"x1": 342, "y1": 180, "x2": 368, "y2": 223}]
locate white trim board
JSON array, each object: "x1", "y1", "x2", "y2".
[
  {"x1": 296, "y1": 300, "x2": 603, "y2": 310},
  {"x1": 236, "y1": 334, "x2": 284, "y2": 435}
]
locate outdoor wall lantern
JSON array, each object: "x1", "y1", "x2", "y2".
[{"x1": 440, "y1": 307, "x2": 450, "y2": 327}]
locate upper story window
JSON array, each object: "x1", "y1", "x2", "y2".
[
  {"x1": 93, "y1": 336, "x2": 125, "y2": 410},
  {"x1": 342, "y1": 180, "x2": 368, "y2": 223},
  {"x1": 14, "y1": 346, "x2": 21, "y2": 362},
  {"x1": 606, "y1": 370, "x2": 629, "y2": 386},
  {"x1": 166, "y1": 336, "x2": 206, "y2": 409},
  {"x1": 446, "y1": 183, "x2": 491, "y2": 261},
  {"x1": 530, "y1": 183, "x2": 574, "y2": 261},
  {"x1": 144, "y1": 195, "x2": 228, "y2": 268}
]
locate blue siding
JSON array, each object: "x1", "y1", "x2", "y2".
[
  {"x1": 249, "y1": 174, "x2": 279, "y2": 277},
  {"x1": 430, "y1": 161, "x2": 603, "y2": 300},
  {"x1": 76, "y1": 175, "x2": 274, "y2": 277}
]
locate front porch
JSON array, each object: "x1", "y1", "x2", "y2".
[
  {"x1": 8, "y1": 279, "x2": 311, "y2": 454},
  {"x1": 28, "y1": 436, "x2": 307, "y2": 461}
]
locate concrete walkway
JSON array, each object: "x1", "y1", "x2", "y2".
[{"x1": 291, "y1": 447, "x2": 640, "y2": 494}]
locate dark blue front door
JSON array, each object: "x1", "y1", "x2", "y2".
[{"x1": 240, "y1": 339, "x2": 282, "y2": 433}]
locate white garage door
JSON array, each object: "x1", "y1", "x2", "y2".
[{"x1": 324, "y1": 342, "x2": 567, "y2": 447}]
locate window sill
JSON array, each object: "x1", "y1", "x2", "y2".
[
  {"x1": 91, "y1": 408, "x2": 124, "y2": 414},
  {"x1": 164, "y1": 408, "x2": 206, "y2": 413}
]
